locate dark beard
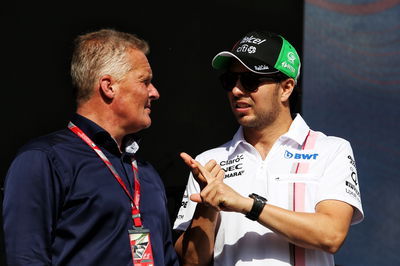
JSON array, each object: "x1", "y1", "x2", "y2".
[{"x1": 236, "y1": 85, "x2": 281, "y2": 129}]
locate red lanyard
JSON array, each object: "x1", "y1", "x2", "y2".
[{"x1": 68, "y1": 121, "x2": 143, "y2": 228}]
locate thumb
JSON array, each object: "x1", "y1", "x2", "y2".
[{"x1": 190, "y1": 193, "x2": 202, "y2": 203}]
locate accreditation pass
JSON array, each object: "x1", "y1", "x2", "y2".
[{"x1": 129, "y1": 228, "x2": 154, "y2": 265}]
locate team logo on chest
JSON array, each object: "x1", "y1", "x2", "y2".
[
  {"x1": 284, "y1": 150, "x2": 319, "y2": 160},
  {"x1": 220, "y1": 154, "x2": 245, "y2": 179}
]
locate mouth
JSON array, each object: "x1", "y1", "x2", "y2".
[
  {"x1": 236, "y1": 102, "x2": 250, "y2": 108},
  {"x1": 233, "y1": 101, "x2": 251, "y2": 112},
  {"x1": 145, "y1": 102, "x2": 151, "y2": 113}
]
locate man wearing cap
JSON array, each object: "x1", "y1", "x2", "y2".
[{"x1": 173, "y1": 30, "x2": 364, "y2": 265}]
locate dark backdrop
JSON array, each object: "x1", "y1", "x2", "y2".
[{"x1": 0, "y1": 1, "x2": 303, "y2": 265}]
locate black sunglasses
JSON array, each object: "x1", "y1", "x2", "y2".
[{"x1": 219, "y1": 72, "x2": 283, "y2": 92}]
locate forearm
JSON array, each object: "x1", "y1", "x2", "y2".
[
  {"x1": 185, "y1": 181, "x2": 349, "y2": 253},
  {"x1": 175, "y1": 203, "x2": 219, "y2": 265},
  {"x1": 188, "y1": 175, "x2": 353, "y2": 254},
  {"x1": 251, "y1": 200, "x2": 354, "y2": 253}
]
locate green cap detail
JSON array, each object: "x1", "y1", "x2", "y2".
[
  {"x1": 212, "y1": 55, "x2": 231, "y2": 70},
  {"x1": 274, "y1": 36, "x2": 301, "y2": 80}
]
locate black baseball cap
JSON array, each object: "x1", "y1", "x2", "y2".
[{"x1": 212, "y1": 30, "x2": 301, "y2": 82}]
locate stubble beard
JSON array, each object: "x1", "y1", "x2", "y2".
[
  {"x1": 237, "y1": 105, "x2": 280, "y2": 129},
  {"x1": 235, "y1": 87, "x2": 281, "y2": 130}
]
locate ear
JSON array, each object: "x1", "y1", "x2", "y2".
[
  {"x1": 99, "y1": 75, "x2": 115, "y2": 100},
  {"x1": 280, "y1": 78, "x2": 295, "y2": 103}
]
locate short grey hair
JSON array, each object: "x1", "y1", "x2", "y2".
[{"x1": 71, "y1": 28, "x2": 149, "y2": 105}]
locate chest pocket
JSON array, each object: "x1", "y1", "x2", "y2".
[
  {"x1": 269, "y1": 174, "x2": 321, "y2": 211},
  {"x1": 274, "y1": 174, "x2": 319, "y2": 183}
]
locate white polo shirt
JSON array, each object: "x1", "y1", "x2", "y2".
[{"x1": 173, "y1": 114, "x2": 364, "y2": 266}]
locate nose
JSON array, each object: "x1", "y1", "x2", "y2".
[
  {"x1": 231, "y1": 80, "x2": 245, "y2": 96},
  {"x1": 148, "y1": 83, "x2": 160, "y2": 100}
]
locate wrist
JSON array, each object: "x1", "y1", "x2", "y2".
[
  {"x1": 245, "y1": 193, "x2": 267, "y2": 221},
  {"x1": 195, "y1": 202, "x2": 219, "y2": 220}
]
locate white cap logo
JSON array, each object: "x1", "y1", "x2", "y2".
[
  {"x1": 248, "y1": 46, "x2": 256, "y2": 54},
  {"x1": 255, "y1": 65, "x2": 269, "y2": 71},
  {"x1": 236, "y1": 44, "x2": 257, "y2": 54},
  {"x1": 236, "y1": 44, "x2": 248, "y2": 53},
  {"x1": 287, "y1": 52, "x2": 296, "y2": 64}
]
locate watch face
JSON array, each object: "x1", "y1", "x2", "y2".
[{"x1": 250, "y1": 193, "x2": 267, "y2": 203}]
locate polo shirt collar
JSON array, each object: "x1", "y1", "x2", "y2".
[
  {"x1": 227, "y1": 113, "x2": 310, "y2": 155},
  {"x1": 281, "y1": 113, "x2": 310, "y2": 146},
  {"x1": 228, "y1": 126, "x2": 246, "y2": 154}
]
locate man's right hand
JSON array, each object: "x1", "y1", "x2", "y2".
[{"x1": 180, "y1": 152, "x2": 225, "y2": 203}]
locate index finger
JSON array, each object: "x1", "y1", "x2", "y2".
[
  {"x1": 194, "y1": 161, "x2": 216, "y2": 183},
  {"x1": 180, "y1": 152, "x2": 196, "y2": 168},
  {"x1": 180, "y1": 152, "x2": 208, "y2": 184}
]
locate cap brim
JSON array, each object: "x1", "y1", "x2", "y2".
[
  {"x1": 212, "y1": 51, "x2": 279, "y2": 75},
  {"x1": 212, "y1": 51, "x2": 259, "y2": 73},
  {"x1": 211, "y1": 51, "x2": 237, "y2": 70}
]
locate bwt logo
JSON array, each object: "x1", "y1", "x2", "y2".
[{"x1": 284, "y1": 150, "x2": 319, "y2": 160}]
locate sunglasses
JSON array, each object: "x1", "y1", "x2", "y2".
[{"x1": 219, "y1": 72, "x2": 282, "y2": 92}]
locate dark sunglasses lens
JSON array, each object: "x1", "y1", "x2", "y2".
[
  {"x1": 220, "y1": 72, "x2": 276, "y2": 92},
  {"x1": 220, "y1": 72, "x2": 238, "y2": 91},
  {"x1": 239, "y1": 73, "x2": 260, "y2": 92}
]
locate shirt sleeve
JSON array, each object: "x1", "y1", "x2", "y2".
[
  {"x1": 3, "y1": 149, "x2": 64, "y2": 265},
  {"x1": 316, "y1": 139, "x2": 364, "y2": 225},
  {"x1": 173, "y1": 170, "x2": 201, "y2": 231}
]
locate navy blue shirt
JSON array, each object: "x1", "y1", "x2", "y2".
[{"x1": 3, "y1": 114, "x2": 179, "y2": 266}]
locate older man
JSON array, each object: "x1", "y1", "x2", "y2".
[{"x1": 3, "y1": 29, "x2": 179, "y2": 266}]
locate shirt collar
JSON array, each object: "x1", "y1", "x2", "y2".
[
  {"x1": 228, "y1": 126, "x2": 249, "y2": 155},
  {"x1": 227, "y1": 113, "x2": 310, "y2": 155},
  {"x1": 70, "y1": 113, "x2": 140, "y2": 156},
  {"x1": 280, "y1": 113, "x2": 310, "y2": 146},
  {"x1": 71, "y1": 113, "x2": 106, "y2": 140}
]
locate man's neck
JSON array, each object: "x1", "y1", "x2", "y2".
[
  {"x1": 243, "y1": 112, "x2": 293, "y2": 160},
  {"x1": 76, "y1": 104, "x2": 124, "y2": 149}
]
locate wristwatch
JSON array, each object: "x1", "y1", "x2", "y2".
[{"x1": 245, "y1": 193, "x2": 267, "y2": 221}]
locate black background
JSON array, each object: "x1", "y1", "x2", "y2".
[{"x1": 0, "y1": 1, "x2": 303, "y2": 264}]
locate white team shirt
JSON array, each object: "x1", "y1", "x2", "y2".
[{"x1": 173, "y1": 114, "x2": 364, "y2": 266}]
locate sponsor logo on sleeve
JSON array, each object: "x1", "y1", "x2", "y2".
[
  {"x1": 351, "y1": 170, "x2": 358, "y2": 186},
  {"x1": 348, "y1": 155, "x2": 357, "y2": 169},
  {"x1": 345, "y1": 155, "x2": 361, "y2": 201},
  {"x1": 347, "y1": 155, "x2": 358, "y2": 185},
  {"x1": 345, "y1": 180, "x2": 361, "y2": 202},
  {"x1": 180, "y1": 192, "x2": 189, "y2": 208},
  {"x1": 181, "y1": 200, "x2": 188, "y2": 208}
]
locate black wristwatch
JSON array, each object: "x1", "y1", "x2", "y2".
[{"x1": 245, "y1": 193, "x2": 267, "y2": 221}]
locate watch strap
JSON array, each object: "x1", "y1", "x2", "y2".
[{"x1": 245, "y1": 193, "x2": 267, "y2": 221}]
